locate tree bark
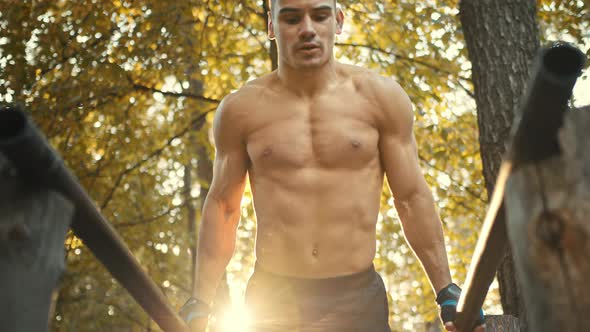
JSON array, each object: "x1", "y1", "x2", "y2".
[
  {"x1": 184, "y1": 159, "x2": 197, "y2": 289},
  {"x1": 0, "y1": 154, "x2": 73, "y2": 332},
  {"x1": 486, "y1": 315, "x2": 520, "y2": 332},
  {"x1": 425, "y1": 315, "x2": 520, "y2": 332},
  {"x1": 183, "y1": 28, "x2": 205, "y2": 294},
  {"x1": 504, "y1": 107, "x2": 590, "y2": 331},
  {"x1": 459, "y1": 1, "x2": 540, "y2": 329}
]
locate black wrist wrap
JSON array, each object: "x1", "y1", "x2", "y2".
[
  {"x1": 179, "y1": 297, "x2": 211, "y2": 324},
  {"x1": 436, "y1": 283, "x2": 485, "y2": 327},
  {"x1": 436, "y1": 283, "x2": 462, "y2": 323}
]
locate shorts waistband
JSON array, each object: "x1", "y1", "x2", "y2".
[{"x1": 252, "y1": 262, "x2": 378, "y2": 292}]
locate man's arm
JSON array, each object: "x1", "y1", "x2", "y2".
[
  {"x1": 374, "y1": 77, "x2": 451, "y2": 294},
  {"x1": 193, "y1": 94, "x2": 249, "y2": 305}
]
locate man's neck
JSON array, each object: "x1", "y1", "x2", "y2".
[{"x1": 276, "y1": 59, "x2": 339, "y2": 98}]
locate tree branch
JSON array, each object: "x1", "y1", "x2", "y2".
[
  {"x1": 99, "y1": 108, "x2": 214, "y2": 210},
  {"x1": 116, "y1": 193, "x2": 199, "y2": 228},
  {"x1": 336, "y1": 42, "x2": 472, "y2": 82},
  {"x1": 419, "y1": 154, "x2": 486, "y2": 203},
  {"x1": 131, "y1": 82, "x2": 220, "y2": 104}
]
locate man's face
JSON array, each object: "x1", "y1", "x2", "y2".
[{"x1": 269, "y1": 0, "x2": 343, "y2": 69}]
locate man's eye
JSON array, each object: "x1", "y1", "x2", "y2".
[
  {"x1": 284, "y1": 17, "x2": 300, "y2": 24},
  {"x1": 314, "y1": 15, "x2": 328, "y2": 21}
]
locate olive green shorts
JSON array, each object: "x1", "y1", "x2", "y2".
[{"x1": 244, "y1": 263, "x2": 391, "y2": 332}]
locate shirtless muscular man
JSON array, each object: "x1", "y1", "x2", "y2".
[{"x1": 181, "y1": 1, "x2": 485, "y2": 331}]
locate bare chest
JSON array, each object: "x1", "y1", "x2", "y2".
[{"x1": 246, "y1": 96, "x2": 380, "y2": 171}]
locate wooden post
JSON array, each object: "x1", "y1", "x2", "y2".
[
  {"x1": 0, "y1": 153, "x2": 73, "y2": 332},
  {"x1": 455, "y1": 43, "x2": 584, "y2": 332},
  {"x1": 505, "y1": 107, "x2": 590, "y2": 331},
  {"x1": 0, "y1": 108, "x2": 190, "y2": 332}
]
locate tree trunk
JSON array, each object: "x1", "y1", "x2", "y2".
[
  {"x1": 459, "y1": 1, "x2": 540, "y2": 330},
  {"x1": 183, "y1": 25, "x2": 205, "y2": 295},
  {"x1": 426, "y1": 315, "x2": 520, "y2": 331},
  {"x1": 0, "y1": 154, "x2": 74, "y2": 332},
  {"x1": 504, "y1": 107, "x2": 590, "y2": 331},
  {"x1": 486, "y1": 315, "x2": 520, "y2": 332},
  {"x1": 184, "y1": 159, "x2": 197, "y2": 290}
]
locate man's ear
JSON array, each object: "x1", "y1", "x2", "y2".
[
  {"x1": 268, "y1": 11, "x2": 276, "y2": 40},
  {"x1": 335, "y1": 7, "x2": 344, "y2": 35}
]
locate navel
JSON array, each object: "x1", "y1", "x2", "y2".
[
  {"x1": 351, "y1": 140, "x2": 361, "y2": 148},
  {"x1": 312, "y1": 243, "x2": 319, "y2": 257},
  {"x1": 262, "y1": 147, "x2": 272, "y2": 157}
]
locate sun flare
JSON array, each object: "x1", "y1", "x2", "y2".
[{"x1": 216, "y1": 303, "x2": 252, "y2": 332}]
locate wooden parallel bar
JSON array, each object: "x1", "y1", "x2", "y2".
[
  {"x1": 455, "y1": 163, "x2": 511, "y2": 330},
  {"x1": 0, "y1": 107, "x2": 189, "y2": 332}
]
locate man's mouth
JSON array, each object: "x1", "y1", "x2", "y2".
[{"x1": 299, "y1": 43, "x2": 320, "y2": 51}]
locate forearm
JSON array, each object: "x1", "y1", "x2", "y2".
[
  {"x1": 193, "y1": 197, "x2": 240, "y2": 304},
  {"x1": 395, "y1": 189, "x2": 452, "y2": 293}
]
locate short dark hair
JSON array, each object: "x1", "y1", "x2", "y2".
[{"x1": 268, "y1": 0, "x2": 337, "y2": 14}]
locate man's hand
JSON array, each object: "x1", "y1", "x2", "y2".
[
  {"x1": 436, "y1": 283, "x2": 485, "y2": 332},
  {"x1": 179, "y1": 297, "x2": 211, "y2": 332}
]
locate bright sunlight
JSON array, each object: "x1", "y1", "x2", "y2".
[{"x1": 215, "y1": 302, "x2": 252, "y2": 332}]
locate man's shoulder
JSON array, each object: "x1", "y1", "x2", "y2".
[
  {"x1": 337, "y1": 63, "x2": 407, "y2": 110},
  {"x1": 337, "y1": 63, "x2": 413, "y2": 129},
  {"x1": 219, "y1": 72, "x2": 276, "y2": 111},
  {"x1": 338, "y1": 62, "x2": 378, "y2": 86},
  {"x1": 214, "y1": 73, "x2": 277, "y2": 138}
]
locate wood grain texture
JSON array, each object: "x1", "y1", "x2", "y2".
[
  {"x1": 486, "y1": 315, "x2": 520, "y2": 332},
  {"x1": 505, "y1": 109, "x2": 590, "y2": 331},
  {"x1": 0, "y1": 153, "x2": 73, "y2": 332}
]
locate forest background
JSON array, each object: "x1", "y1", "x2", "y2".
[{"x1": 0, "y1": 0, "x2": 588, "y2": 331}]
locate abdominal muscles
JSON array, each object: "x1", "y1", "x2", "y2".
[{"x1": 251, "y1": 164, "x2": 384, "y2": 278}]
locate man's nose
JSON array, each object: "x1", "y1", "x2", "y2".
[{"x1": 298, "y1": 16, "x2": 316, "y2": 39}]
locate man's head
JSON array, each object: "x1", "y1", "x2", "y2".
[{"x1": 267, "y1": 0, "x2": 344, "y2": 69}]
